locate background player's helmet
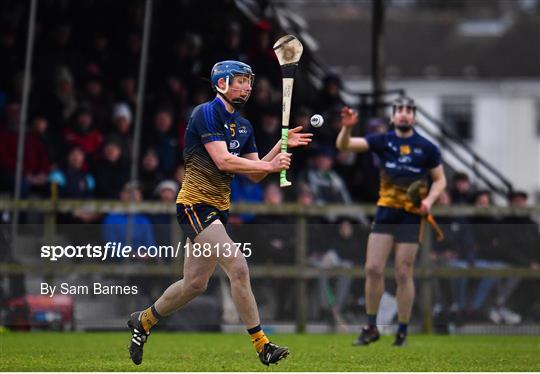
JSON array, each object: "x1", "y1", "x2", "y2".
[
  {"x1": 392, "y1": 96, "x2": 416, "y2": 116},
  {"x1": 210, "y1": 60, "x2": 255, "y2": 107}
]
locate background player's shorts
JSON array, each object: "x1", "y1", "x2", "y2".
[
  {"x1": 371, "y1": 206, "x2": 422, "y2": 243},
  {"x1": 176, "y1": 203, "x2": 229, "y2": 241}
]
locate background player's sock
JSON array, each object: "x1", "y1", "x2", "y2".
[
  {"x1": 140, "y1": 305, "x2": 162, "y2": 332},
  {"x1": 247, "y1": 325, "x2": 270, "y2": 353},
  {"x1": 397, "y1": 321, "x2": 408, "y2": 336},
  {"x1": 367, "y1": 314, "x2": 377, "y2": 328}
]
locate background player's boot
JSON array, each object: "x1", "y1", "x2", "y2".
[
  {"x1": 353, "y1": 325, "x2": 380, "y2": 346},
  {"x1": 392, "y1": 332, "x2": 407, "y2": 346},
  {"x1": 259, "y1": 342, "x2": 289, "y2": 366},
  {"x1": 127, "y1": 311, "x2": 150, "y2": 365}
]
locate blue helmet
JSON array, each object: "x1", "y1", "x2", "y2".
[{"x1": 210, "y1": 60, "x2": 254, "y2": 92}]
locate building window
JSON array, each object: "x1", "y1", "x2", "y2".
[{"x1": 441, "y1": 96, "x2": 473, "y2": 140}]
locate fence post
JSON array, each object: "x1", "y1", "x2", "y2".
[
  {"x1": 420, "y1": 220, "x2": 433, "y2": 334},
  {"x1": 295, "y1": 213, "x2": 308, "y2": 333}
]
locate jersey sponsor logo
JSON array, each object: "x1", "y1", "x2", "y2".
[
  {"x1": 398, "y1": 155, "x2": 412, "y2": 163},
  {"x1": 238, "y1": 126, "x2": 248, "y2": 134},
  {"x1": 387, "y1": 142, "x2": 398, "y2": 152},
  {"x1": 413, "y1": 147, "x2": 423, "y2": 155},
  {"x1": 230, "y1": 140, "x2": 240, "y2": 149},
  {"x1": 204, "y1": 211, "x2": 217, "y2": 223},
  {"x1": 400, "y1": 145, "x2": 411, "y2": 155}
]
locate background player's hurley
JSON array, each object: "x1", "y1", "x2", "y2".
[
  {"x1": 273, "y1": 35, "x2": 303, "y2": 187},
  {"x1": 406, "y1": 180, "x2": 445, "y2": 242}
]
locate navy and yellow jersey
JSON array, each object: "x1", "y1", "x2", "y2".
[
  {"x1": 176, "y1": 98, "x2": 257, "y2": 211},
  {"x1": 366, "y1": 130, "x2": 441, "y2": 212}
]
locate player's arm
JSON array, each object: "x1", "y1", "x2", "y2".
[
  {"x1": 336, "y1": 107, "x2": 370, "y2": 152},
  {"x1": 239, "y1": 126, "x2": 312, "y2": 183},
  {"x1": 204, "y1": 141, "x2": 290, "y2": 174},
  {"x1": 421, "y1": 165, "x2": 447, "y2": 213},
  {"x1": 240, "y1": 152, "x2": 270, "y2": 183},
  {"x1": 261, "y1": 126, "x2": 314, "y2": 162}
]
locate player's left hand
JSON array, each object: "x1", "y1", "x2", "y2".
[
  {"x1": 287, "y1": 126, "x2": 313, "y2": 148},
  {"x1": 419, "y1": 198, "x2": 432, "y2": 214}
]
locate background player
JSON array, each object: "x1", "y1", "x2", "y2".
[
  {"x1": 336, "y1": 97, "x2": 446, "y2": 346},
  {"x1": 127, "y1": 60, "x2": 312, "y2": 366}
]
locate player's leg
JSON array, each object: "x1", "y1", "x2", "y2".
[
  {"x1": 203, "y1": 220, "x2": 288, "y2": 365},
  {"x1": 153, "y1": 237, "x2": 218, "y2": 316},
  {"x1": 128, "y1": 237, "x2": 218, "y2": 365},
  {"x1": 128, "y1": 203, "x2": 220, "y2": 365},
  {"x1": 393, "y1": 241, "x2": 419, "y2": 345},
  {"x1": 365, "y1": 233, "x2": 394, "y2": 317},
  {"x1": 354, "y1": 232, "x2": 393, "y2": 346}
]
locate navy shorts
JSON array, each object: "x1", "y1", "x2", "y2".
[
  {"x1": 371, "y1": 206, "x2": 422, "y2": 243},
  {"x1": 176, "y1": 203, "x2": 229, "y2": 241}
]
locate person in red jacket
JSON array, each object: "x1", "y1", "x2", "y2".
[
  {"x1": 63, "y1": 105, "x2": 103, "y2": 162},
  {"x1": 0, "y1": 99, "x2": 50, "y2": 195}
]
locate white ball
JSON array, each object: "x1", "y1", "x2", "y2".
[{"x1": 310, "y1": 114, "x2": 324, "y2": 128}]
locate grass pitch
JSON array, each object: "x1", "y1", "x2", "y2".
[{"x1": 0, "y1": 332, "x2": 539, "y2": 371}]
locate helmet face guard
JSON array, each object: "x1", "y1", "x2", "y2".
[
  {"x1": 392, "y1": 96, "x2": 416, "y2": 116},
  {"x1": 211, "y1": 60, "x2": 255, "y2": 109},
  {"x1": 391, "y1": 96, "x2": 416, "y2": 132}
]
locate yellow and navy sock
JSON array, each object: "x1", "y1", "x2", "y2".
[
  {"x1": 367, "y1": 314, "x2": 377, "y2": 328},
  {"x1": 140, "y1": 305, "x2": 163, "y2": 332},
  {"x1": 247, "y1": 325, "x2": 269, "y2": 353},
  {"x1": 397, "y1": 321, "x2": 408, "y2": 335}
]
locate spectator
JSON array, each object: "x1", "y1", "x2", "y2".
[
  {"x1": 430, "y1": 190, "x2": 475, "y2": 325},
  {"x1": 115, "y1": 74, "x2": 138, "y2": 114},
  {"x1": 63, "y1": 105, "x2": 103, "y2": 161},
  {"x1": 0, "y1": 99, "x2": 50, "y2": 195},
  {"x1": 150, "y1": 180, "x2": 179, "y2": 249},
  {"x1": 503, "y1": 191, "x2": 540, "y2": 320},
  {"x1": 308, "y1": 219, "x2": 355, "y2": 331},
  {"x1": 452, "y1": 190, "x2": 523, "y2": 324},
  {"x1": 93, "y1": 139, "x2": 129, "y2": 199},
  {"x1": 84, "y1": 31, "x2": 113, "y2": 80},
  {"x1": 253, "y1": 109, "x2": 280, "y2": 158},
  {"x1": 250, "y1": 183, "x2": 296, "y2": 320},
  {"x1": 101, "y1": 182, "x2": 156, "y2": 260},
  {"x1": 108, "y1": 102, "x2": 133, "y2": 157},
  {"x1": 245, "y1": 77, "x2": 279, "y2": 121},
  {"x1": 48, "y1": 146, "x2": 95, "y2": 199},
  {"x1": 246, "y1": 20, "x2": 281, "y2": 87},
  {"x1": 30, "y1": 116, "x2": 63, "y2": 168},
  {"x1": 450, "y1": 172, "x2": 473, "y2": 205},
  {"x1": 148, "y1": 108, "x2": 180, "y2": 176},
  {"x1": 230, "y1": 174, "x2": 263, "y2": 224},
  {"x1": 38, "y1": 66, "x2": 78, "y2": 129},
  {"x1": 78, "y1": 64, "x2": 112, "y2": 129},
  {"x1": 214, "y1": 22, "x2": 247, "y2": 62},
  {"x1": 303, "y1": 144, "x2": 352, "y2": 205},
  {"x1": 315, "y1": 73, "x2": 346, "y2": 122},
  {"x1": 139, "y1": 148, "x2": 164, "y2": 200},
  {"x1": 48, "y1": 146, "x2": 101, "y2": 225}
]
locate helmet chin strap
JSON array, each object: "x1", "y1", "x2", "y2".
[{"x1": 216, "y1": 76, "x2": 249, "y2": 110}]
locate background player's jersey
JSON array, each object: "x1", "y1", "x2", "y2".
[
  {"x1": 366, "y1": 129, "x2": 441, "y2": 212},
  {"x1": 176, "y1": 98, "x2": 257, "y2": 211}
]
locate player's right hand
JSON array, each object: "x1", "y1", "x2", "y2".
[
  {"x1": 340, "y1": 107, "x2": 359, "y2": 128},
  {"x1": 269, "y1": 153, "x2": 291, "y2": 172}
]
